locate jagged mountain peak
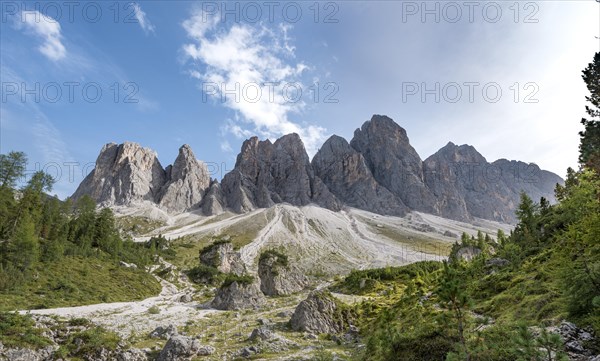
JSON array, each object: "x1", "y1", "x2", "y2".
[
  {"x1": 73, "y1": 115, "x2": 563, "y2": 224},
  {"x1": 353, "y1": 114, "x2": 410, "y2": 145},
  {"x1": 428, "y1": 141, "x2": 487, "y2": 164}
]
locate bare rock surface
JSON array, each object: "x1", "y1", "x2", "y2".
[
  {"x1": 157, "y1": 144, "x2": 211, "y2": 213},
  {"x1": 72, "y1": 142, "x2": 166, "y2": 206},
  {"x1": 258, "y1": 251, "x2": 308, "y2": 296},
  {"x1": 72, "y1": 115, "x2": 562, "y2": 225},
  {"x1": 211, "y1": 280, "x2": 266, "y2": 310},
  {"x1": 156, "y1": 335, "x2": 214, "y2": 361},
  {"x1": 312, "y1": 135, "x2": 408, "y2": 216},
  {"x1": 349, "y1": 115, "x2": 438, "y2": 214},
  {"x1": 221, "y1": 134, "x2": 340, "y2": 212},
  {"x1": 290, "y1": 291, "x2": 355, "y2": 335},
  {"x1": 199, "y1": 241, "x2": 246, "y2": 275}
]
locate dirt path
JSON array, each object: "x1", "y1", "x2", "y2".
[{"x1": 240, "y1": 205, "x2": 283, "y2": 268}]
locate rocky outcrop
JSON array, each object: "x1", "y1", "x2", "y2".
[
  {"x1": 149, "y1": 325, "x2": 178, "y2": 340},
  {"x1": 157, "y1": 144, "x2": 210, "y2": 213},
  {"x1": 312, "y1": 135, "x2": 408, "y2": 216},
  {"x1": 258, "y1": 250, "x2": 308, "y2": 296},
  {"x1": 199, "y1": 241, "x2": 246, "y2": 275},
  {"x1": 0, "y1": 315, "x2": 149, "y2": 361},
  {"x1": 455, "y1": 246, "x2": 482, "y2": 262},
  {"x1": 211, "y1": 279, "x2": 266, "y2": 310},
  {"x1": 72, "y1": 142, "x2": 166, "y2": 206},
  {"x1": 221, "y1": 134, "x2": 340, "y2": 212},
  {"x1": 0, "y1": 345, "x2": 55, "y2": 361},
  {"x1": 249, "y1": 327, "x2": 276, "y2": 342},
  {"x1": 156, "y1": 335, "x2": 214, "y2": 361},
  {"x1": 290, "y1": 291, "x2": 355, "y2": 334},
  {"x1": 540, "y1": 321, "x2": 599, "y2": 361}
]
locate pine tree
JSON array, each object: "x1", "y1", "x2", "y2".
[
  {"x1": 0, "y1": 152, "x2": 27, "y2": 189},
  {"x1": 0, "y1": 152, "x2": 27, "y2": 240},
  {"x1": 71, "y1": 196, "x2": 96, "y2": 251},
  {"x1": 6, "y1": 213, "x2": 39, "y2": 272},
  {"x1": 579, "y1": 52, "x2": 600, "y2": 172},
  {"x1": 437, "y1": 261, "x2": 471, "y2": 360},
  {"x1": 94, "y1": 208, "x2": 121, "y2": 256}
]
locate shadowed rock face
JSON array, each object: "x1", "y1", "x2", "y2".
[
  {"x1": 423, "y1": 142, "x2": 563, "y2": 223},
  {"x1": 349, "y1": 115, "x2": 438, "y2": 214},
  {"x1": 221, "y1": 134, "x2": 340, "y2": 213},
  {"x1": 312, "y1": 135, "x2": 408, "y2": 216},
  {"x1": 158, "y1": 144, "x2": 211, "y2": 213}
]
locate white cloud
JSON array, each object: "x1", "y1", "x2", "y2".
[
  {"x1": 132, "y1": 3, "x2": 155, "y2": 34},
  {"x1": 181, "y1": 9, "x2": 327, "y2": 156},
  {"x1": 18, "y1": 11, "x2": 66, "y2": 61},
  {"x1": 220, "y1": 141, "x2": 233, "y2": 152}
]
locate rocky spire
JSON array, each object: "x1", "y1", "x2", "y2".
[{"x1": 157, "y1": 144, "x2": 211, "y2": 213}]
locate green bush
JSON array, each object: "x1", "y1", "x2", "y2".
[
  {"x1": 335, "y1": 261, "x2": 442, "y2": 295},
  {"x1": 221, "y1": 274, "x2": 254, "y2": 287},
  {"x1": 0, "y1": 312, "x2": 52, "y2": 349},
  {"x1": 187, "y1": 264, "x2": 224, "y2": 285},
  {"x1": 58, "y1": 326, "x2": 120, "y2": 357},
  {"x1": 259, "y1": 249, "x2": 289, "y2": 268}
]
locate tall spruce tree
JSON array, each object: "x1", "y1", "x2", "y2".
[{"x1": 579, "y1": 52, "x2": 600, "y2": 172}]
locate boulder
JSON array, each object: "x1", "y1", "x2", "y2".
[
  {"x1": 485, "y1": 258, "x2": 510, "y2": 268},
  {"x1": 211, "y1": 280, "x2": 266, "y2": 310},
  {"x1": 290, "y1": 291, "x2": 355, "y2": 335},
  {"x1": 455, "y1": 246, "x2": 482, "y2": 262},
  {"x1": 156, "y1": 335, "x2": 214, "y2": 361},
  {"x1": 258, "y1": 250, "x2": 308, "y2": 296},
  {"x1": 199, "y1": 241, "x2": 246, "y2": 275},
  {"x1": 249, "y1": 327, "x2": 275, "y2": 341},
  {"x1": 115, "y1": 349, "x2": 148, "y2": 361},
  {"x1": 149, "y1": 324, "x2": 178, "y2": 339}
]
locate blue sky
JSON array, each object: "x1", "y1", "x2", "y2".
[{"x1": 1, "y1": 1, "x2": 598, "y2": 199}]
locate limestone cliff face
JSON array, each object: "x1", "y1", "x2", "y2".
[
  {"x1": 349, "y1": 115, "x2": 438, "y2": 214},
  {"x1": 157, "y1": 145, "x2": 211, "y2": 213},
  {"x1": 72, "y1": 142, "x2": 166, "y2": 206},
  {"x1": 72, "y1": 142, "x2": 210, "y2": 214},
  {"x1": 220, "y1": 134, "x2": 340, "y2": 212},
  {"x1": 312, "y1": 135, "x2": 408, "y2": 216},
  {"x1": 423, "y1": 143, "x2": 563, "y2": 223}
]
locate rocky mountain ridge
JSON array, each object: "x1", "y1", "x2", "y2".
[{"x1": 72, "y1": 115, "x2": 563, "y2": 224}]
